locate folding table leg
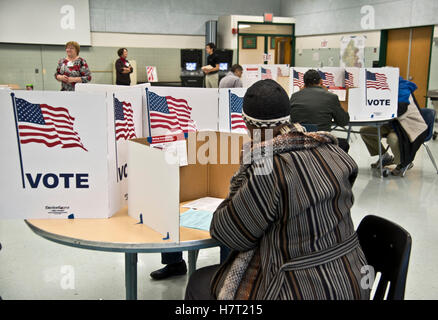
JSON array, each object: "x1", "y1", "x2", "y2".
[
  {"x1": 377, "y1": 125, "x2": 383, "y2": 177},
  {"x1": 125, "y1": 252, "x2": 138, "y2": 300},
  {"x1": 188, "y1": 250, "x2": 199, "y2": 277}
]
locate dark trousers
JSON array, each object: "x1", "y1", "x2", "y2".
[
  {"x1": 337, "y1": 137, "x2": 350, "y2": 153},
  {"x1": 185, "y1": 264, "x2": 220, "y2": 300},
  {"x1": 161, "y1": 246, "x2": 231, "y2": 265}
]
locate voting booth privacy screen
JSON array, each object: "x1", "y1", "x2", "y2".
[
  {"x1": 0, "y1": 85, "x2": 143, "y2": 219},
  {"x1": 145, "y1": 86, "x2": 219, "y2": 137},
  {"x1": 0, "y1": 68, "x2": 399, "y2": 220},
  {"x1": 128, "y1": 131, "x2": 248, "y2": 242}
]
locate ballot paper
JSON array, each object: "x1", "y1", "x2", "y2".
[
  {"x1": 150, "y1": 139, "x2": 188, "y2": 166},
  {"x1": 180, "y1": 209, "x2": 213, "y2": 231},
  {"x1": 182, "y1": 197, "x2": 224, "y2": 212}
]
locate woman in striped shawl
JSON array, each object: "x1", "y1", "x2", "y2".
[{"x1": 185, "y1": 80, "x2": 370, "y2": 300}]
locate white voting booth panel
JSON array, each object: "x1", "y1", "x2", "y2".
[
  {"x1": 128, "y1": 138, "x2": 180, "y2": 242},
  {"x1": 345, "y1": 67, "x2": 360, "y2": 88},
  {"x1": 318, "y1": 67, "x2": 344, "y2": 87},
  {"x1": 128, "y1": 131, "x2": 248, "y2": 242},
  {"x1": 290, "y1": 67, "x2": 311, "y2": 94},
  {"x1": 144, "y1": 86, "x2": 218, "y2": 137},
  {"x1": 0, "y1": 90, "x2": 113, "y2": 219},
  {"x1": 242, "y1": 65, "x2": 261, "y2": 88},
  {"x1": 348, "y1": 67, "x2": 399, "y2": 121},
  {"x1": 218, "y1": 88, "x2": 248, "y2": 134},
  {"x1": 76, "y1": 84, "x2": 144, "y2": 213}
]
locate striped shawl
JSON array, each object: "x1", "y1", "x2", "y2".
[{"x1": 210, "y1": 124, "x2": 370, "y2": 300}]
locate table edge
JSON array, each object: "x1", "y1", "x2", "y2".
[{"x1": 24, "y1": 220, "x2": 220, "y2": 253}]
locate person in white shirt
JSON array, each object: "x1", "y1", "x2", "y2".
[{"x1": 219, "y1": 64, "x2": 243, "y2": 88}]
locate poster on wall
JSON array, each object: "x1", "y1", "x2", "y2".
[{"x1": 340, "y1": 35, "x2": 365, "y2": 68}]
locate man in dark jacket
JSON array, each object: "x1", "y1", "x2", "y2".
[
  {"x1": 115, "y1": 48, "x2": 133, "y2": 86},
  {"x1": 290, "y1": 69, "x2": 350, "y2": 152}
]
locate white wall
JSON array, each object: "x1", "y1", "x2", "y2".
[
  {"x1": 91, "y1": 32, "x2": 205, "y2": 49},
  {"x1": 281, "y1": 0, "x2": 438, "y2": 36}
]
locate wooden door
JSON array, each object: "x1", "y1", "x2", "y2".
[
  {"x1": 386, "y1": 26, "x2": 433, "y2": 108},
  {"x1": 274, "y1": 37, "x2": 292, "y2": 65}
]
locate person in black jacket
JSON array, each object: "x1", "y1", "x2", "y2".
[
  {"x1": 290, "y1": 69, "x2": 350, "y2": 152},
  {"x1": 115, "y1": 48, "x2": 133, "y2": 86}
]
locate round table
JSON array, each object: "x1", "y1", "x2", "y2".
[{"x1": 25, "y1": 206, "x2": 219, "y2": 300}]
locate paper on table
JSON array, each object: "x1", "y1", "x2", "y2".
[
  {"x1": 180, "y1": 209, "x2": 213, "y2": 231},
  {"x1": 182, "y1": 197, "x2": 224, "y2": 212}
]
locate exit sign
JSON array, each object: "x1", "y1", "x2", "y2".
[{"x1": 264, "y1": 13, "x2": 273, "y2": 23}]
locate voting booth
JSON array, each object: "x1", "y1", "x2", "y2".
[
  {"x1": 0, "y1": 83, "x2": 144, "y2": 219},
  {"x1": 144, "y1": 86, "x2": 219, "y2": 137},
  {"x1": 348, "y1": 67, "x2": 399, "y2": 121},
  {"x1": 128, "y1": 131, "x2": 249, "y2": 242},
  {"x1": 218, "y1": 88, "x2": 248, "y2": 134}
]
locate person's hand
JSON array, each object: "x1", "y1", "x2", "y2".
[
  {"x1": 67, "y1": 77, "x2": 77, "y2": 83},
  {"x1": 204, "y1": 69, "x2": 210, "y2": 74},
  {"x1": 57, "y1": 75, "x2": 68, "y2": 82}
]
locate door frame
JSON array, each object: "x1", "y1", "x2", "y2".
[
  {"x1": 379, "y1": 26, "x2": 434, "y2": 107},
  {"x1": 237, "y1": 21, "x2": 295, "y2": 66}
]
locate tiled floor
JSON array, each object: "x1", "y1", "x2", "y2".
[{"x1": 1, "y1": 132, "x2": 437, "y2": 300}]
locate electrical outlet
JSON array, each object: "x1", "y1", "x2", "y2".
[{"x1": 35, "y1": 68, "x2": 39, "y2": 74}]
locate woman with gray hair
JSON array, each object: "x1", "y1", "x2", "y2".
[{"x1": 185, "y1": 79, "x2": 370, "y2": 300}]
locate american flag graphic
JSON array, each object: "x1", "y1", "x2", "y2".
[
  {"x1": 345, "y1": 71, "x2": 354, "y2": 88},
  {"x1": 318, "y1": 70, "x2": 335, "y2": 87},
  {"x1": 293, "y1": 70, "x2": 304, "y2": 87},
  {"x1": 261, "y1": 67, "x2": 272, "y2": 80},
  {"x1": 148, "y1": 91, "x2": 196, "y2": 134},
  {"x1": 147, "y1": 66, "x2": 156, "y2": 82},
  {"x1": 114, "y1": 97, "x2": 136, "y2": 141},
  {"x1": 366, "y1": 71, "x2": 390, "y2": 90},
  {"x1": 15, "y1": 97, "x2": 87, "y2": 151},
  {"x1": 229, "y1": 93, "x2": 246, "y2": 131}
]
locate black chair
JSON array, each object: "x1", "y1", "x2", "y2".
[{"x1": 356, "y1": 215, "x2": 412, "y2": 300}]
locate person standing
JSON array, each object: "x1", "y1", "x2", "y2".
[
  {"x1": 203, "y1": 43, "x2": 219, "y2": 88},
  {"x1": 55, "y1": 41, "x2": 91, "y2": 91},
  {"x1": 219, "y1": 64, "x2": 243, "y2": 88},
  {"x1": 115, "y1": 48, "x2": 133, "y2": 86}
]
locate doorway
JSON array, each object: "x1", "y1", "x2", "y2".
[
  {"x1": 237, "y1": 22, "x2": 294, "y2": 66},
  {"x1": 384, "y1": 26, "x2": 434, "y2": 108}
]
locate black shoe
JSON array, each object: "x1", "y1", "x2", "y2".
[
  {"x1": 371, "y1": 153, "x2": 394, "y2": 169},
  {"x1": 150, "y1": 261, "x2": 187, "y2": 280}
]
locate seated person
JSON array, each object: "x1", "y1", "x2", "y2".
[
  {"x1": 185, "y1": 79, "x2": 370, "y2": 300},
  {"x1": 290, "y1": 69, "x2": 350, "y2": 152},
  {"x1": 219, "y1": 64, "x2": 243, "y2": 88},
  {"x1": 360, "y1": 77, "x2": 428, "y2": 176}
]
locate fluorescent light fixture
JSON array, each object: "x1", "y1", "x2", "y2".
[{"x1": 239, "y1": 24, "x2": 251, "y2": 29}]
